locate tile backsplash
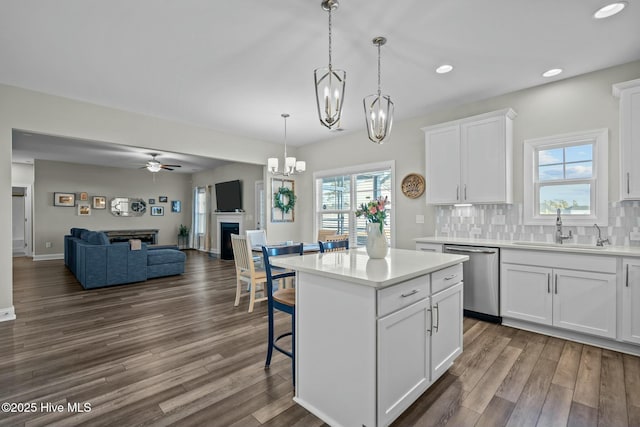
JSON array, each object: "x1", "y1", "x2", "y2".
[{"x1": 435, "y1": 201, "x2": 640, "y2": 246}]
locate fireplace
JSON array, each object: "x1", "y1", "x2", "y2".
[{"x1": 220, "y1": 222, "x2": 239, "y2": 260}]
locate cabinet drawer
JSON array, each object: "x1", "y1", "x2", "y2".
[
  {"x1": 378, "y1": 275, "x2": 430, "y2": 317},
  {"x1": 432, "y1": 263, "x2": 463, "y2": 294},
  {"x1": 416, "y1": 242, "x2": 443, "y2": 253}
]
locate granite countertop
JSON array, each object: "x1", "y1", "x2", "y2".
[
  {"x1": 415, "y1": 236, "x2": 640, "y2": 257},
  {"x1": 270, "y1": 247, "x2": 468, "y2": 289}
]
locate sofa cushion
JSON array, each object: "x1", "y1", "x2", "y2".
[
  {"x1": 71, "y1": 228, "x2": 88, "y2": 238},
  {"x1": 80, "y1": 230, "x2": 91, "y2": 241},
  {"x1": 87, "y1": 231, "x2": 110, "y2": 245},
  {"x1": 147, "y1": 249, "x2": 186, "y2": 266}
]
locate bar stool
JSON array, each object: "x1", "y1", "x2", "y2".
[
  {"x1": 318, "y1": 238, "x2": 349, "y2": 253},
  {"x1": 261, "y1": 244, "x2": 303, "y2": 385}
]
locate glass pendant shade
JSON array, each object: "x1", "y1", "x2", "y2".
[
  {"x1": 364, "y1": 93, "x2": 394, "y2": 144},
  {"x1": 314, "y1": 67, "x2": 346, "y2": 129},
  {"x1": 364, "y1": 36, "x2": 394, "y2": 144},
  {"x1": 267, "y1": 157, "x2": 278, "y2": 173}
]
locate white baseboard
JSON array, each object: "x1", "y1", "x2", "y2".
[
  {"x1": 0, "y1": 306, "x2": 16, "y2": 322},
  {"x1": 33, "y1": 253, "x2": 64, "y2": 261}
]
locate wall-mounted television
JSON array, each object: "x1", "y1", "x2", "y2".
[{"x1": 215, "y1": 180, "x2": 242, "y2": 212}]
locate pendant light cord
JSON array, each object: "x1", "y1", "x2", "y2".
[
  {"x1": 328, "y1": 8, "x2": 332, "y2": 70},
  {"x1": 377, "y1": 42, "x2": 382, "y2": 97}
]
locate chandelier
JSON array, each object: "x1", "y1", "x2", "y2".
[
  {"x1": 267, "y1": 114, "x2": 306, "y2": 176},
  {"x1": 363, "y1": 36, "x2": 394, "y2": 144},
  {"x1": 314, "y1": 0, "x2": 346, "y2": 130}
]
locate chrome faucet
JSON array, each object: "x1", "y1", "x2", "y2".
[
  {"x1": 594, "y1": 224, "x2": 610, "y2": 246},
  {"x1": 555, "y1": 209, "x2": 573, "y2": 244}
]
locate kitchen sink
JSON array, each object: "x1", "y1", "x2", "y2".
[{"x1": 512, "y1": 241, "x2": 607, "y2": 250}]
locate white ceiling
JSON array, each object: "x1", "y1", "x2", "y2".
[{"x1": 2, "y1": 0, "x2": 640, "y2": 156}]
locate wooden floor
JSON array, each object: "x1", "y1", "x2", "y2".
[{"x1": 1, "y1": 252, "x2": 638, "y2": 427}]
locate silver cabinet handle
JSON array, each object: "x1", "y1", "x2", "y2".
[
  {"x1": 401, "y1": 289, "x2": 420, "y2": 298},
  {"x1": 626, "y1": 264, "x2": 630, "y2": 287},
  {"x1": 434, "y1": 303, "x2": 440, "y2": 333},
  {"x1": 555, "y1": 274, "x2": 558, "y2": 294},
  {"x1": 427, "y1": 307, "x2": 433, "y2": 336},
  {"x1": 547, "y1": 273, "x2": 551, "y2": 294},
  {"x1": 628, "y1": 172, "x2": 631, "y2": 194},
  {"x1": 464, "y1": 184, "x2": 467, "y2": 200},
  {"x1": 444, "y1": 274, "x2": 458, "y2": 281},
  {"x1": 456, "y1": 185, "x2": 460, "y2": 201}
]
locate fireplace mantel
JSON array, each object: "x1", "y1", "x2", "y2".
[{"x1": 214, "y1": 212, "x2": 245, "y2": 255}]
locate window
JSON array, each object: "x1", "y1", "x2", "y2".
[
  {"x1": 315, "y1": 161, "x2": 394, "y2": 247},
  {"x1": 524, "y1": 129, "x2": 608, "y2": 226}
]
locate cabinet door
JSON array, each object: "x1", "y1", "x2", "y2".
[
  {"x1": 431, "y1": 282, "x2": 463, "y2": 381},
  {"x1": 378, "y1": 298, "x2": 430, "y2": 426},
  {"x1": 425, "y1": 125, "x2": 460, "y2": 204},
  {"x1": 620, "y1": 85, "x2": 640, "y2": 200},
  {"x1": 501, "y1": 263, "x2": 553, "y2": 325},
  {"x1": 553, "y1": 269, "x2": 617, "y2": 339},
  {"x1": 622, "y1": 259, "x2": 640, "y2": 344},
  {"x1": 461, "y1": 115, "x2": 509, "y2": 203}
]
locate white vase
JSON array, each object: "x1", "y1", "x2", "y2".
[{"x1": 366, "y1": 222, "x2": 388, "y2": 259}]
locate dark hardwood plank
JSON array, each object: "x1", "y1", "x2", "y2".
[{"x1": 2, "y1": 254, "x2": 640, "y2": 427}]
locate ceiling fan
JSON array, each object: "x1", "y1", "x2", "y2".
[{"x1": 142, "y1": 154, "x2": 182, "y2": 172}]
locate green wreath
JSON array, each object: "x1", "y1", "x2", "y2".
[{"x1": 274, "y1": 186, "x2": 296, "y2": 213}]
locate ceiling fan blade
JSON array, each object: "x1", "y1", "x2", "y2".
[
  {"x1": 162, "y1": 164, "x2": 181, "y2": 168},
  {"x1": 161, "y1": 166, "x2": 174, "y2": 171}
]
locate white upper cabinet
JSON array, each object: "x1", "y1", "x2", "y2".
[
  {"x1": 423, "y1": 108, "x2": 516, "y2": 204},
  {"x1": 613, "y1": 79, "x2": 640, "y2": 200}
]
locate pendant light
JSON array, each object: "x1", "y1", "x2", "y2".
[
  {"x1": 363, "y1": 36, "x2": 394, "y2": 144},
  {"x1": 267, "y1": 114, "x2": 306, "y2": 176},
  {"x1": 314, "y1": 0, "x2": 346, "y2": 129}
]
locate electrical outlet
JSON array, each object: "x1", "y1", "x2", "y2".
[
  {"x1": 630, "y1": 231, "x2": 640, "y2": 241},
  {"x1": 45, "y1": 242, "x2": 52, "y2": 248},
  {"x1": 415, "y1": 214, "x2": 425, "y2": 224}
]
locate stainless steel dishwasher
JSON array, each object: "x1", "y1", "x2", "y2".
[{"x1": 443, "y1": 245, "x2": 501, "y2": 323}]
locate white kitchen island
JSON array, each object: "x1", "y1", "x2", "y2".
[{"x1": 270, "y1": 247, "x2": 468, "y2": 427}]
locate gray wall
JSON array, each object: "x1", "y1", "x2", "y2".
[
  {"x1": 192, "y1": 162, "x2": 264, "y2": 251},
  {"x1": 34, "y1": 160, "x2": 193, "y2": 256},
  {"x1": 296, "y1": 60, "x2": 640, "y2": 249}
]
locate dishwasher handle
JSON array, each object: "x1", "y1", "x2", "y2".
[{"x1": 444, "y1": 246, "x2": 497, "y2": 254}]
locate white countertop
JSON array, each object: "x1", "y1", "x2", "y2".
[
  {"x1": 415, "y1": 236, "x2": 640, "y2": 257},
  {"x1": 270, "y1": 247, "x2": 468, "y2": 289}
]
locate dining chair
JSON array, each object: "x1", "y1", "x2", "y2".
[
  {"x1": 317, "y1": 229, "x2": 337, "y2": 242},
  {"x1": 246, "y1": 229, "x2": 267, "y2": 265},
  {"x1": 262, "y1": 243, "x2": 303, "y2": 385},
  {"x1": 231, "y1": 234, "x2": 267, "y2": 313},
  {"x1": 318, "y1": 238, "x2": 349, "y2": 253}
]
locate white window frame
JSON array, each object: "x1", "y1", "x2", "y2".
[
  {"x1": 313, "y1": 160, "x2": 396, "y2": 248},
  {"x1": 523, "y1": 128, "x2": 608, "y2": 226}
]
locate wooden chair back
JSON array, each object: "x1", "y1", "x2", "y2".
[
  {"x1": 317, "y1": 229, "x2": 337, "y2": 242},
  {"x1": 231, "y1": 234, "x2": 254, "y2": 275},
  {"x1": 319, "y1": 239, "x2": 349, "y2": 253},
  {"x1": 246, "y1": 229, "x2": 267, "y2": 248}
]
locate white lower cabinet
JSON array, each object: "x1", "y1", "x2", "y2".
[
  {"x1": 431, "y1": 283, "x2": 463, "y2": 379},
  {"x1": 377, "y1": 298, "x2": 431, "y2": 426},
  {"x1": 623, "y1": 258, "x2": 640, "y2": 344},
  {"x1": 377, "y1": 282, "x2": 463, "y2": 426},
  {"x1": 501, "y1": 250, "x2": 617, "y2": 339}
]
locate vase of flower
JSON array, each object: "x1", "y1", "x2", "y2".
[
  {"x1": 355, "y1": 196, "x2": 389, "y2": 259},
  {"x1": 366, "y1": 222, "x2": 388, "y2": 259}
]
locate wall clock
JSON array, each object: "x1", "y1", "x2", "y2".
[{"x1": 401, "y1": 173, "x2": 425, "y2": 199}]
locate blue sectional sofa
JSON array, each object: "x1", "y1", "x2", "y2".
[{"x1": 64, "y1": 228, "x2": 186, "y2": 289}]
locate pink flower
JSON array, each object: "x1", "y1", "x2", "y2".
[{"x1": 369, "y1": 206, "x2": 377, "y2": 214}]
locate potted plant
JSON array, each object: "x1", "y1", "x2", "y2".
[{"x1": 178, "y1": 224, "x2": 190, "y2": 249}]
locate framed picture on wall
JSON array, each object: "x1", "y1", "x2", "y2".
[
  {"x1": 78, "y1": 204, "x2": 91, "y2": 216},
  {"x1": 271, "y1": 178, "x2": 295, "y2": 223},
  {"x1": 79, "y1": 192, "x2": 89, "y2": 201},
  {"x1": 151, "y1": 206, "x2": 164, "y2": 216},
  {"x1": 159, "y1": 196, "x2": 168, "y2": 203},
  {"x1": 92, "y1": 196, "x2": 106, "y2": 209},
  {"x1": 171, "y1": 200, "x2": 181, "y2": 213},
  {"x1": 54, "y1": 192, "x2": 75, "y2": 207},
  {"x1": 148, "y1": 198, "x2": 156, "y2": 205}
]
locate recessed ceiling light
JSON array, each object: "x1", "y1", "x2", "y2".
[
  {"x1": 593, "y1": 2, "x2": 627, "y2": 19},
  {"x1": 436, "y1": 64, "x2": 453, "y2": 74},
  {"x1": 542, "y1": 68, "x2": 563, "y2": 78}
]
